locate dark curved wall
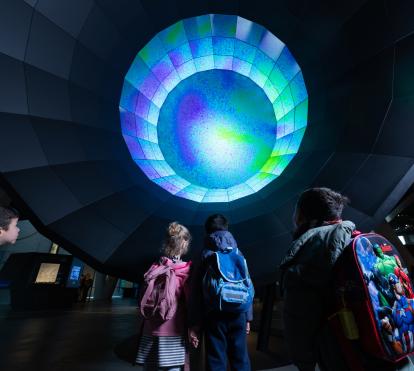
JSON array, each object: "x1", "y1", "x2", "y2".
[{"x1": 1, "y1": 0, "x2": 414, "y2": 283}]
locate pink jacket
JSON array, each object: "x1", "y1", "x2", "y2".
[{"x1": 143, "y1": 257, "x2": 192, "y2": 336}]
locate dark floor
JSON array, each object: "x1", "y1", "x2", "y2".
[{"x1": 0, "y1": 299, "x2": 290, "y2": 371}]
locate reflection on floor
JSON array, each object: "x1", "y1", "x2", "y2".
[{"x1": 0, "y1": 298, "x2": 290, "y2": 371}]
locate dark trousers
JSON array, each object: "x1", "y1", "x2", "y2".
[{"x1": 205, "y1": 312, "x2": 250, "y2": 371}]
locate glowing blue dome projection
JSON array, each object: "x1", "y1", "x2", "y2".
[
  {"x1": 120, "y1": 14, "x2": 308, "y2": 203},
  {"x1": 158, "y1": 69, "x2": 277, "y2": 190}
]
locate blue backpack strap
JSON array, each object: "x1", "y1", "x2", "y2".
[{"x1": 216, "y1": 248, "x2": 248, "y2": 282}]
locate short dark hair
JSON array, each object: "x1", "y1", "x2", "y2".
[
  {"x1": 296, "y1": 187, "x2": 349, "y2": 222},
  {"x1": 0, "y1": 206, "x2": 19, "y2": 230},
  {"x1": 205, "y1": 214, "x2": 229, "y2": 234}
]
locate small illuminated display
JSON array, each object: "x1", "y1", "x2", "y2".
[
  {"x1": 69, "y1": 265, "x2": 81, "y2": 281},
  {"x1": 120, "y1": 14, "x2": 308, "y2": 202},
  {"x1": 35, "y1": 263, "x2": 60, "y2": 283}
]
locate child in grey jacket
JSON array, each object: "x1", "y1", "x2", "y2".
[{"x1": 280, "y1": 188, "x2": 355, "y2": 371}]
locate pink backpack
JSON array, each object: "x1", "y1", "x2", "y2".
[{"x1": 140, "y1": 258, "x2": 187, "y2": 321}]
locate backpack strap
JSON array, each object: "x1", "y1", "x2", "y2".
[
  {"x1": 215, "y1": 248, "x2": 250, "y2": 283},
  {"x1": 164, "y1": 267, "x2": 178, "y2": 320},
  {"x1": 352, "y1": 230, "x2": 362, "y2": 238},
  {"x1": 140, "y1": 277, "x2": 157, "y2": 318}
]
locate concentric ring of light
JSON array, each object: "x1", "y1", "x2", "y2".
[{"x1": 120, "y1": 14, "x2": 308, "y2": 203}]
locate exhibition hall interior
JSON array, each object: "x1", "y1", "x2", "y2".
[{"x1": 1, "y1": 0, "x2": 414, "y2": 370}]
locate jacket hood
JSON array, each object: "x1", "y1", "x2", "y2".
[
  {"x1": 279, "y1": 220, "x2": 355, "y2": 269},
  {"x1": 159, "y1": 256, "x2": 192, "y2": 274},
  {"x1": 205, "y1": 231, "x2": 238, "y2": 252}
]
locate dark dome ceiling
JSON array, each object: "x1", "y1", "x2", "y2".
[{"x1": 1, "y1": 0, "x2": 414, "y2": 283}]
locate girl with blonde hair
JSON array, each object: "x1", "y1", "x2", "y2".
[{"x1": 136, "y1": 222, "x2": 195, "y2": 370}]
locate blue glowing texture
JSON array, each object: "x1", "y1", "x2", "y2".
[
  {"x1": 120, "y1": 14, "x2": 308, "y2": 203},
  {"x1": 158, "y1": 69, "x2": 277, "y2": 189}
]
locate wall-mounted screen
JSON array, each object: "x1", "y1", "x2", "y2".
[
  {"x1": 66, "y1": 258, "x2": 84, "y2": 288},
  {"x1": 69, "y1": 265, "x2": 81, "y2": 281},
  {"x1": 35, "y1": 263, "x2": 60, "y2": 283}
]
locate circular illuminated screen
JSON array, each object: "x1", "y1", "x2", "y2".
[{"x1": 120, "y1": 14, "x2": 308, "y2": 203}]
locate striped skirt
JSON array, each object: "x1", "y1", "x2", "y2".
[{"x1": 136, "y1": 334, "x2": 186, "y2": 368}]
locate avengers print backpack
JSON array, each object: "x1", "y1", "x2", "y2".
[{"x1": 331, "y1": 232, "x2": 414, "y2": 365}]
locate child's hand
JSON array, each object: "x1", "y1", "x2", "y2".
[
  {"x1": 188, "y1": 328, "x2": 199, "y2": 348},
  {"x1": 246, "y1": 321, "x2": 251, "y2": 335}
]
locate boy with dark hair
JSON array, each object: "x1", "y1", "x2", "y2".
[
  {"x1": 279, "y1": 188, "x2": 354, "y2": 371},
  {"x1": 0, "y1": 206, "x2": 20, "y2": 246},
  {"x1": 204, "y1": 214, "x2": 229, "y2": 234},
  {"x1": 189, "y1": 214, "x2": 253, "y2": 371}
]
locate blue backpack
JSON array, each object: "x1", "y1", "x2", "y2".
[{"x1": 202, "y1": 247, "x2": 254, "y2": 313}]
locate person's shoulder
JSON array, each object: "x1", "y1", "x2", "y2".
[
  {"x1": 234, "y1": 247, "x2": 245, "y2": 257},
  {"x1": 201, "y1": 248, "x2": 214, "y2": 259},
  {"x1": 179, "y1": 259, "x2": 192, "y2": 267},
  {"x1": 314, "y1": 220, "x2": 355, "y2": 237},
  {"x1": 329, "y1": 220, "x2": 356, "y2": 239},
  {"x1": 339, "y1": 220, "x2": 355, "y2": 230}
]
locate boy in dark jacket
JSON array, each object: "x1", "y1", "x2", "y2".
[
  {"x1": 189, "y1": 214, "x2": 253, "y2": 371},
  {"x1": 279, "y1": 188, "x2": 354, "y2": 371}
]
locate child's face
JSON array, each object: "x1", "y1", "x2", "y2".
[{"x1": 0, "y1": 218, "x2": 20, "y2": 245}]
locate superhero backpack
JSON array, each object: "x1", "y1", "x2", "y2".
[
  {"x1": 331, "y1": 232, "x2": 414, "y2": 366},
  {"x1": 202, "y1": 247, "x2": 254, "y2": 313}
]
